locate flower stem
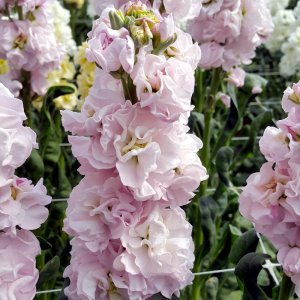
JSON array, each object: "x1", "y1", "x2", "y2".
[
  {"x1": 192, "y1": 68, "x2": 222, "y2": 300},
  {"x1": 278, "y1": 274, "x2": 294, "y2": 300},
  {"x1": 21, "y1": 71, "x2": 33, "y2": 127}
]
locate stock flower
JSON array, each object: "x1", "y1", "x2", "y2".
[
  {"x1": 281, "y1": 82, "x2": 300, "y2": 113},
  {"x1": 64, "y1": 172, "x2": 143, "y2": 252},
  {"x1": 131, "y1": 48, "x2": 194, "y2": 121},
  {"x1": 259, "y1": 126, "x2": 289, "y2": 163},
  {"x1": 0, "y1": 229, "x2": 40, "y2": 300},
  {"x1": 67, "y1": 103, "x2": 207, "y2": 204},
  {"x1": 86, "y1": 21, "x2": 135, "y2": 73},
  {"x1": 0, "y1": 177, "x2": 51, "y2": 232},
  {"x1": 227, "y1": 67, "x2": 246, "y2": 87},
  {"x1": 61, "y1": 68, "x2": 124, "y2": 136},
  {"x1": 188, "y1": 0, "x2": 273, "y2": 70},
  {"x1": 115, "y1": 206, "x2": 195, "y2": 298}
]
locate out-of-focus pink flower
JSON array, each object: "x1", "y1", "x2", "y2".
[
  {"x1": 154, "y1": 0, "x2": 201, "y2": 20},
  {"x1": 216, "y1": 92, "x2": 231, "y2": 108},
  {"x1": 0, "y1": 176, "x2": 51, "y2": 232},
  {"x1": 282, "y1": 82, "x2": 300, "y2": 113},
  {"x1": 0, "y1": 229, "x2": 40, "y2": 300},
  {"x1": 86, "y1": 21, "x2": 135, "y2": 73},
  {"x1": 114, "y1": 205, "x2": 194, "y2": 298},
  {"x1": 0, "y1": 70, "x2": 22, "y2": 97},
  {"x1": 227, "y1": 67, "x2": 245, "y2": 87},
  {"x1": 131, "y1": 48, "x2": 194, "y2": 121},
  {"x1": 252, "y1": 86, "x2": 263, "y2": 94},
  {"x1": 188, "y1": 0, "x2": 273, "y2": 70}
]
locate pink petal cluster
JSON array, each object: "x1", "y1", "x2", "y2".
[
  {"x1": 0, "y1": 83, "x2": 51, "y2": 299},
  {"x1": 62, "y1": 2, "x2": 207, "y2": 299},
  {"x1": 89, "y1": 0, "x2": 201, "y2": 21},
  {"x1": 188, "y1": 0, "x2": 274, "y2": 70},
  {"x1": 239, "y1": 80, "x2": 300, "y2": 296},
  {"x1": 0, "y1": 0, "x2": 63, "y2": 95},
  {"x1": 0, "y1": 229, "x2": 40, "y2": 300}
]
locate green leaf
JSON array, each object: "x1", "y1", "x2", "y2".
[
  {"x1": 229, "y1": 229, "x2": 259, "y2": 265},
  {"x1": 215, "y1": 147, "x2": 234, "y2": 186},
  {"x1": 235, "y1": 253, "x2": 271, "y2": 300},
  {"x1": 37, "y1": 256, "x2": 60, "y2": 289},
  {"x1": 199, "y1": 196, "x2": 218, "y2": 250},
  {"x1": 24, "y1": 149, "x2": 44, "y2": 182},
  {"x1": 37, "y1": 236, "x2": 52, "y2": 250},
  {"x1": 212, "y1": 100, "x2": 239, "y2": 158}
]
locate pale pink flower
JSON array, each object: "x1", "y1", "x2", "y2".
[
  {"x1": 131, "y1": 48, "x2": 194, "y2": 121},
  {"x1": 61, "y1": 68, "x2": 125, "y2": 137},
  {"x1": 153, "y1": 0, "x2": 202, "y2": 20},
  {"x1": 165, "y1": 28, "x2": 201, "y2": 70},
  {"x1": 64, "y1": 172, "x2": 143, "y2": 252},
  {"x1": 86, "y1": 21, "x2": 135, "y2": 73},
  {"x1": 0, "y1": 83, "x2": 26, "y2": 129},
  {"x1": 188, "y1": 0, "x2": 273, "y2": 70},
  {"x1": 68, "y1": 103, "x2": 207, "y2": 204},
  {"x1": 277, "y1": 107, "x2": 300, "y2": 142},
  {"x1": 216, "y1": 92, "x2": 231, "y2": 108},
  {"x1": 0, "y1": 71, "x2": 22, "y2": 97},
  {"x1": 0, "y1": 229, "x2": 40, "y2": 300},
  {"x1": 114, "y1": 206, "x2": 194, "y2": 298},
  {"x1": 239, "y1": 163, "x2": 293, "y2": 247},
  {"x1": 282, "y1": 82, "x2": 300, "y2": 113},
  {"x1": 64, "y1": 238, "x2": 151, "y2": 300},
  {"x1": 227, "y1": 67, "x2": 245, "y2": 87},
  {"x1": 0, "y1": 176, "x2": 51, "y2": 232},
  {"x1": 0, "y1": 126, "x2": 37, "y2": 171},
  {"x1": 252, "y1": 86, "x2": 263, "y2": 94},
  {"x1": 259, "y1": 127, "x2": 289, "y2": 163}
]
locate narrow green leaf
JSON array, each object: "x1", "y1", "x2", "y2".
[{"x1": 37, "y1": 256, "x2": 60, "y2": 288}]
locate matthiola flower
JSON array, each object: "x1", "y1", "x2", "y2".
[
  {"x1": 239, "y1": 162, "x2": 294, "y2": 247},
  {"x1": 278, "y1": 246, "x2": 300, "y2": 297},
  {"x1": 64, "y1": 238, "x2": 152, "y2": 300},
  {"x1": 281, "y1": 82, "x2": 300, "y2": 113},
  {"x1": 114, "y1": 205, "x2": 195, "y2": 298},
  {"x1": 259, "y1": 126, "x2": 289, "y2": 163},
  {"x1": 61, "y1": 68, "x2": 124, "y2": 136},
  {"x1": 0, "y1": 176, "x2": 51, "y2": 232},
  {"x1": 188, "y1": 0, "x2": 273, "y2": 70},
  {"x1": 86, "y1": 20, "x2": 135, "y2": 73},
  {"x1": 0, "y1": 229, "x2": 40, "y2": 300},
  {"x1": 131, "y1": 48, "x2": 195, "y2": 121},
  {"x1": 153, "y1": 0, "x2": 202, "y2": 21},
  {"x1": 64, "y1": 172, "x2": 143, "y2": 252},
  {"x1": 227, "y1": 67, "x2": 246, "y2": 87},
  {"x1": 67, "y1": 102, "x2": 207, "y2": 204}
]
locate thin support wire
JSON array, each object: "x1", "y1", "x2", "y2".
[{"x1": 36, "y1": 288, "x2": 62, "y2": 295}]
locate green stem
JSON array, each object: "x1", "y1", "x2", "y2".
[
  {"x1": 121, "y1": 74, "x2": 132, "y2": 102},
  {"x1": 17, "y1": 5, "x2": 23, "y2": 20},
  {"x1": 278, "y1": 274, "x2": 294, "y2": 300},
  {"x1": 21, "y1": 71, "x2": 33, "y2": 127},
  {"x1": 192, "y1": 68, "x2": 222, "y2": 300}
]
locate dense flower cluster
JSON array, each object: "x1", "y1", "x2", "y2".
[
  {"x1": 62, "y1": 1, "x2": 207, "y2": 299},
  {"x1": 187, "y1": 0, "x2": 273, "y2": 71},
  {"x1": 87, "y1": 0, "x2": 202, "y2": 21},
  {"x1": 0, "y1": 0, "x2": 69, "y2": 95},
  {"x1": 264, "y1": 2, "x2": 300, "y2": 77},
  {"x1": 239, "y1": 80, "x2": 300, "y2": 296},
  {"x1": 0, "y1": 83, "x2": 51, "y2": 299}
]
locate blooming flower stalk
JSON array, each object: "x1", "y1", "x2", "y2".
[
  {"x1": 62, "y1": 1, "x2": 207, "y2": 298},
  {"x1": 239, "y1": 80, "x2": 300, "y2": 296},
  {"x1": 0, "y1": 83, "x2": 51, "y2": 299}
]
